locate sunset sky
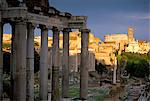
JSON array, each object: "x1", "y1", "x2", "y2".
[
  {"x1": 49, "y1": 0, "x2": 150, "y2": 41},
  {"x1": 3, "y1": 0, "x2": 150, "y2": 41}
]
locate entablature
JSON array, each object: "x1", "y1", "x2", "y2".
[{"x1": 1, "y1": 7, "x2": 87, "y2": 29}]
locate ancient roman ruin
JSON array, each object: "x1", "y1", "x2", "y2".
[{"x1": 0, "y1": 0, "x2": 90, "y2": 100}]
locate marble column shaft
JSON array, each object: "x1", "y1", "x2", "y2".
[
  {"x1": 40, "y1": 25, "x2": 48, "y2": 100},
  {"x1": 14, "y1": 20, "x2": 27, "y2": 101},
  {"x1": 62, "y1": 28, "x2": 71, "y2": 98},
  {"x1": 80, "y1": 29, "x2": 90, "y2": 100},
  {"x1": 51, "y1": 27, "x2": 60, "y2": 101},
  {"x1": 10, "y1": 22, "x2": 16, "y2": 101},
  {"x1": 113, "y1": 57, "x2": 117, "y2": 84},
  {"x1": 0, "y1": 22, "x2": 3, "y2": 100},
  {"x1": 26, "y1": 23, "x2": 35, "y2": 101}
]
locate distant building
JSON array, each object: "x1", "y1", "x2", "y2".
[{"x1": 2, "y1": 27, "x2": 150, "y2": 71}]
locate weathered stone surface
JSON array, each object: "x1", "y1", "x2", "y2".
[
  {"x1": 80, "y1": 29, "x2": 90, "y2": 100},
  {"x1": 26, "y1": 23, "x2": 35, "y2": 101},
  {"x1": 62, "y1": 28, "x2": 71, "y2": 98},
  {"x1": 10, "y1": 22, "x2": 16, "y2": 100},
  {"x1": 13, "y1": 20, "x2": 27, "y2": 101},
  {"x1": 51, "y1": 27, "x2": 60, "y2": 101},
  {"x1": 40, "y1": 25, "x2": 48, "y2": 100},
  {"x1": 0, "y1": 22, "x2": 3, "y2": 100}
]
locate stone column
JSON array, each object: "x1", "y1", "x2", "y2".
[
  {"x1": 113, "y1": 57, "x2": 117, "y2": 84},
  {"x1": 40, "y1": 25, "x2": 48, "y2": 100},
  {"x1": 80, "y1": 29, "x2": 90, "y2": 100},
  {"x1": 13, "y1": 20, "x2": 27, "y2": 100},
  {"x1": 10, "y1": 22, "x2": 16, "y2": 101},
  {"x1": 26, "y1": 23, "x2": 35, "y2": 101},
  {"x1": 51, "y1": 27, "x2": 60, "y2": 101},
  {"x1": 62, "y1": 28, "x2": 71, "y2": 100},
  {"x1": 0, "y1": 22, "x2": 3, "y2": 100}
]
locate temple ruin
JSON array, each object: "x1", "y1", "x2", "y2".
[{"x1": 0, "y1": 0, "x2": 90, "y2": 101}]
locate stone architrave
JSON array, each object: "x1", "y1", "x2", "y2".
[{"x1": 80, "y1": 29, "x2": 90, "y2": 100}]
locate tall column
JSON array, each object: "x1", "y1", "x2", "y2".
[
  {"x1": 113, "y1": 57, "x2": 117, "y2": 84},
  {"x1": 40, "y1": 25, "x2": 48, "y2": 100},
  {"x1": 62, "y1": 28, "x2": 71, "y2": 99},
  {"x1": 26, "y1": 23, "x2": 35, "y2": 101},
  {"x1": 51, "y1": 27, "x2": 60, "y2": 101},
  {"x1": 80, "y1": 29, "x2": 90, "y2": 100},
  {"x1": 14, "y1": 20, "x2": 27, "y2": 100},
  {"x1": 0, "y1": 22, "x2": 3, "y2": 100},
  {"x1": 10, "y1": 22, "x2": 16, "y2": 101}
]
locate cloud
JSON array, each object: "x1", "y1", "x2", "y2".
[{"x1": 128, "y1": 13, "x2": 150, "y2": 20}]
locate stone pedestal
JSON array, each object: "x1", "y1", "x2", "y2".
[
  {"x1": 51, "y1": 27, "x2": 60, "y2": 101},
  {"x1": 62, "y1": 28, "x2": 71, "y2": 98},
  {"x1": 14, "y1": 21, "x2": 27, "y2": 100},
  {"x1": 40, "y1": 25, "x2": 48, "y2": 100},
  {"x1": 80, "y1": 29, "x2": 90, "y2": 100},
  {"x1": 26, "y1": 23, "x2": 35, "y2": 101},
  {"x1": 0, "y1": 22, "x2": 3, "y2": 100}
]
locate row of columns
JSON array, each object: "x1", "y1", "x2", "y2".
[{"x1": 0, "y1": 19, "x2": 90, "y2": 101}]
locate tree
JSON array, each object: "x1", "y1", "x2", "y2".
[
  {"x1": 3, "y1": 51, "x2": 10, "y2": 74},
  {"x1": 126, "y1": 59, "x2": 150, "y2": 78},
  {"x1": 34, "y1": 50, "x2": 40, "y2": 73},
  {"x1": 95, "y1": 62, "x2": 108, "y2": 85}
]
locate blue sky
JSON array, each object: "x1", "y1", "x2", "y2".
[
  {"x1": 49, "y1": 0, "x2": 150, "y2": 41},
  {"x1": 3, "y1": 0, "x2": 150, "y2": 41}
]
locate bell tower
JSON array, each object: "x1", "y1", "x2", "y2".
[{"x1": 128, "y1": 27, "x2": 134, "y2": 42}]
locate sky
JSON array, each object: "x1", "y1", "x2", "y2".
[
  {"x1": 49, "y1": 0, "x2": 150, "y2": 41},
  {"x1": 3, "y1": 0, "x2": 150, "y2": 41}
]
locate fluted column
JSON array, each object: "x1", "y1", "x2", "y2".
[
  {"x1": 0, "y1": 22, "x2": 3, "y2": 100},
  {"x1": 62, "y1": 28, "x2": 71, "y2": 99},
  {"x1": 14, "y1": 20, "x2": 27, "y2": 100},
  {"x1": 80, "y1": 29, "x2": 90, "y2": 100},
  {"x1": 40, "y1": 25, "x2": 48, "y2": 100},
  {"x1": 51, "y1": 27, "x2": 60, "y2": 101},
  {"x1": 26, "y1": 23, "x2": 35, "y2": 101}
]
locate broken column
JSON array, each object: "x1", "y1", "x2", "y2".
[
  {"x1": 14, "y1": 20, "x2": 27, "y2": 100},
  {"x1": 26, "y1": 23, "x2": 35, "y2": 101},
  {"x1": 40, "y1": 25, "x2": 48, "y2": 100},
  {"x1": 51, "y1": 27, "x2": 60, "y2": 101},
  {"x1": 62, "y1": 28, "x2": 71, "y2": 100},
  {"x1": 80, "y1": 29, "x2": 90, "y2": 100}
]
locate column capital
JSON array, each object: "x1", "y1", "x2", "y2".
[
  {"x1": 39, "y1": 25, "x2": 48, "y2": 30},
  {"x1": 63, "y1": 28, "x2": 71, "y2": 33},
  {"x1": 80, "y1": 29, "x2": 90, "y2": 33},
  {"x1": 52, "y1": 27, "x2": 60, "y2": 32},
  {"x1": 27, "y1": 23, "x2": 36, "y2": 29}
]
